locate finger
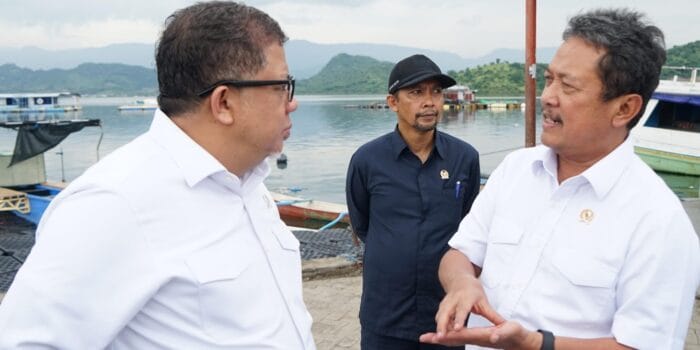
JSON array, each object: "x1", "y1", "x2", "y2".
[
  {"x1": 439, "y1": 326, "x2": 494, "y2": 347},
  {"x1": 452, "y1": 308, "x2": 469, "y2": 331},
  {"x1": 434, "y1": 303, "x2": 454, "y2": 335},
  {"x1": 477, "y1": 302, "x2": 506, "y2": 325},
  {"x1": 419, "y1": 333, "x2": 438, "y2": 344}
]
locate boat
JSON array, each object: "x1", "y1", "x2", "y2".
[
  {"x1": 631, "y1": 67, "x2": 700, "y2": 176},
  {"x1": 2, "y1": 182, "x2": 66, "y2": 225},
  {"x1": 271, "y1": 191, "x2": 349, "y2": 230},
  {"x1": 117, "y1": 98, "x2": 158, "y2": 111},
  {"x1": 0, "y1": 118, "x2": 101, "y2": 224},
  {"x1": 0, "y1": 92, "x2": 81, "y2": 113}
]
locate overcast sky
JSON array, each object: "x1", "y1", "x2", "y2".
[{"x1": 0, "y1": 0, "x2": 697, "y2": 57}]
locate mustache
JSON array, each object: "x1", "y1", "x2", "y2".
[{"x1": 542, "y1": 110, "x2": 561, "y2": 122}]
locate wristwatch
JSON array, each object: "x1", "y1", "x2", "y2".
[{"x1": 537, "y1": 329, "x2": 554, "y2": 350}]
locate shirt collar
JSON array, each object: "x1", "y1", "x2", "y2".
[
  {"x1": 146, "y1": 109, "x2": 270, "y2": 189},
  {"x1": 530, "y1": 145, "x2": 555, "y2": 179},
  {"x1": 390, "y1": 126, "x2": 443, "y2": 160},
  {"x1": 530, "y1": 138, "x2": 635, "y2": 198},
  {"x1": 579, "y1": 138, "x2": 634, "y2": 198},
  {"x1": 434, "y1": 131, "x2": 446, "y2": 159}
]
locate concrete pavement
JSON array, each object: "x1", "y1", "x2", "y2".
[{"x1": 1, "y1": 279, "x2": 698, "y2": 349}]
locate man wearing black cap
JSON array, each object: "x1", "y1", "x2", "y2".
[{"x1": 346, "y1": 54, "x2": 481, "y2": 349}]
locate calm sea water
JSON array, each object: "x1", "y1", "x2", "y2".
[{"x1": 1, "y1": 96, "x2": 697, "y2": 203}]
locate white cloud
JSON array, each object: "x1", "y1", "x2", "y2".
[
  {"x1": 0, "y1": 0, "x2": 697, "y2": 56},
  {"x1": 0, "y1": 19, "x2": 161, "y2": 49}
]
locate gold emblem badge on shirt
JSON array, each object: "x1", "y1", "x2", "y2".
[
  {"x1": 579, "y1": 209, "x2": 594, "y2": 223},
  {"x1": 440, "y1": 169, "x2": 449, "y2": 180}
]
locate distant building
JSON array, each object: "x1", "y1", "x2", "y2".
[{"x1": 443, "y1": 85, "x2": 475, "y2": 104}]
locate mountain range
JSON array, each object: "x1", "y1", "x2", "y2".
[
  {"x1": 0, "y1": 40, "x2": 557, "y2": 79},
  {"x1": 0, "y1": 40, "x2": 697, "y2": 96}
]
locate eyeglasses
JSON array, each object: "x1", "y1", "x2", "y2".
[{"x1": 197, "y1": 75, "x2": 295, "y2": 102}]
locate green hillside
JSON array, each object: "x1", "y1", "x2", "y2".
[
  {"x1": 663, "y1": 40, "x2": 700, "y2": 79},
  {"x1": 0, "y1": 63, "x2": 157, "y2": 95},
  {"x1": 447, "y1": 60, "x2": 548, "y2": 97},
  {"x1": 0, "y1": 40, "x2": 697, "y2": 96},
  {"x1": 296, "y1": 54, "x2": 393, "y2": 94}
]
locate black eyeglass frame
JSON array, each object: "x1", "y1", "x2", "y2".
[{"x1": 196, "y1": 75, "x2": 295, "y2": 102}]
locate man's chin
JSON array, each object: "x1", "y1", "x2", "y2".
[{"x1": 414, "y1": 122, "x2": 437, "y2": 132}]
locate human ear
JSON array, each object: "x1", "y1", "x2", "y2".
[
  {"x1": 386, "y1": 94, "x2": 399, "y2": 112},
  {"x1": 209, "y1": 86, "x2": 236, "y2": 125},
  {"x1": 612, "y1": 93, "x2": 642, "y2": 129}
]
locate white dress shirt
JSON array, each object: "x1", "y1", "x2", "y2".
[
  {"x1": 449, "y1": 139, "x2": 699, "y2": 350},
  {"x1": 0, "y1": 110, "x2": 316, "y2": 349}
]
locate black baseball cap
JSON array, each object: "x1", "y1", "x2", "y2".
[{"x1": 387, "y1": 54, "x2": 456, "y2": 94}]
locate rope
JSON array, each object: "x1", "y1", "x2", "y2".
[
  {"x1": 319, "y1": 212, "x2": 348, "y2": 231},
  {"x1": 276, "y1": 199, "x2": 312, "y2": 207}
]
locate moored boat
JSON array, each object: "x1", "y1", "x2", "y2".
[
  {"x1": 117, "y1": 98, "x2": 158, "y2": 111},
  {"x1": 0, "y1": 118, "x2": 101, "y2": 224},
  {"x1": 0, "y1": 92, "x2": 81, "y2": 113},
  {"x1": 3, "y1": 182, "x2": 65, "y2": 225},
  {"x1": 631, "y1": 67, "x2": 700, "y2": 176},
  {"x1": 271, "y1": 191, "x2": 349, "y2": 229}
]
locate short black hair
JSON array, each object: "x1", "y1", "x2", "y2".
[{"x1": 156, "y1": 1, "x2": 287, "y2": 116}]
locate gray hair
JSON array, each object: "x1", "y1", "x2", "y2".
[{"x1": 563, "y1": 8, "x2": 666, "y2": 129}]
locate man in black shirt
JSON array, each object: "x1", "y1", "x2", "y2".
[{"x1": 346, "y1": 54, "x2": 480, "y2": 350}]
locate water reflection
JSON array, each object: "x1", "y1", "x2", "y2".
[{"x1": 1, "y1": 97, "x2": 697, "y2": 202}]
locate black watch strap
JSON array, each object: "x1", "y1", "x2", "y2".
[{"x1": 537, "y1": 329, "x2": 555, "y2": 350}]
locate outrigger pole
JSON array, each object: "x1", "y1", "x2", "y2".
[{"x1": 525, "y1": 0, "x2": 537, "y2": 147}]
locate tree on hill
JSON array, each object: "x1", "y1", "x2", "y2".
[
  {"x1": 296, "y1": 54, "x2": 393, "y2": 94},
  {"x1": 448, "y1": 62, "x2": 547, "y2": 97},
  {"x1": 0, "y1": 63, "x2": 157, "y2": 95},
  {"x1": 663, "y1": 40, "x2": 700, "y2": 79}
]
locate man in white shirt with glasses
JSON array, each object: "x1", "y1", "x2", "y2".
[{"x1": 0, "y1": 2, "x2": 315, "y2": 349}]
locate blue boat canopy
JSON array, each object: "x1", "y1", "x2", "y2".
[{"x1": 653, "y1": 92, "x2": 700, "y2": 107}]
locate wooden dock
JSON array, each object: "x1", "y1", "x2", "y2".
[{"x1": 343, "y1": 103, "x2": 389, "y2": 109}]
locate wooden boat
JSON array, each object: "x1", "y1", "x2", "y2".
[
  {"x1": 271, "y1": 191, "x2": 349, "y2": 229},
  {"x1": 631, "y1": 67, "x2": 700, "y2": 176},
  {"x1": 2, "y1": 182, "x2": 65, "y2": 225}
]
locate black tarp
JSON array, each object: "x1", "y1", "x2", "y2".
[{"x1": 0, "y1": 119, "x2": 101, "y2": 166}]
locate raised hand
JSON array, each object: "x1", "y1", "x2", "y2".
[{"x1": 434, "y1": 273, "x2": 504, "y2": 335}]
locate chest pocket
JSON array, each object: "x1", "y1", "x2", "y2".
[
  {"x1": 548, "y1": 248, "x2": 618, "y2": 321},
  {"x1": 480, "y1": 217, "x2": 524, "y2": 288},
  {"x1": 271, "y1": 222, "x2": 300, "y2": 252},
  {"x1": 185, "y1": 237, "x2": 263, "y2": 341},
  {"x1": 437, "y1": 176, "x2": 471, "y2": 222},
  {"x1": 552, "y1": 249, "x2": 617, "y2": 288}
]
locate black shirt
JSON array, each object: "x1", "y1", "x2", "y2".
[{"x1": 346, "y1": 127, "x2": 480, "y2": 340}]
